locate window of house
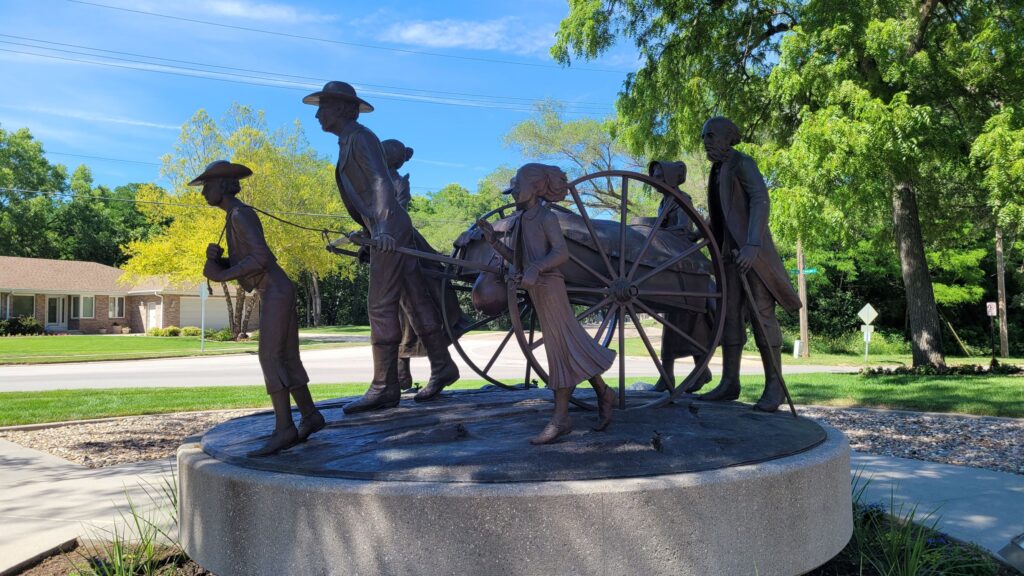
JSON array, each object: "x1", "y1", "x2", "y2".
[
  {"x1": 72, "y1": 295, "x2": 95, "y2": 319},
  {"x1": 11, "y1": 295, "x2": 34, "y2": 318},
  {"x1": 108, "y1": 296, "x2": 125, "y2": 318}
]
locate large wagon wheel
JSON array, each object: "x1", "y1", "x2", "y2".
[
  {"x1": 507, "y1": 170, "x2": 726, "y2": 410},
  {"x1": 441, "y1": 203, "x2": 544, "y2": 390}
]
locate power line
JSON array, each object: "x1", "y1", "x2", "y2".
[
  {"x1": 1, "y1": 46, "x2": 608, "y2": 114},
  {"x1": 40, "y1": 150, "x2": 449, "y2": 191},
  {"x1": 65, "y1": 0, "x2": 624, "y2": 74},
  {"x1": 0, "y1": 187, "x2": 477, "y2": 225},
  {"x1": 0, "y1": 34, "x2": 615, "y2": 111}
]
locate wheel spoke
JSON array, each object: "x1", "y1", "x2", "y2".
[
  {"x1": 619, "y1": 176, "x2": 628, "y2": 279},
  {"x1": 627, "y1": 200, "x2": 671, "y2": 280},
  {"x1": 576, "y1": 296, "x2": 614, "y2": 323},
  {"x1": 523, "y1": 309, "x2": 537, "y2": 386},
  {"x1": 633, "y1": 239, "x2": 709, "y2": 287},
  {"x1": 595, "y1": 302, "x2": 617, "y2": 346},
  {"x1": 569, "y1": 253, "x2": 612, "y2": 285},
  {"x1": 634, "y1": 299, "x2": 709, "y2": 355},
  {"x1": 483, "y1": 327, "x2": 516, "y2": 375},
  {"x1": 618, "y1": 305, "x2": 626, "y2": 409},
  {"x1": 565, "y1": 286, "x2": 609, "y2": 295},
  {"x1": 568, "y1": 185, "x2": 616, "y2": 278},
  {"x1": 626, "y1": 303, "x2": 674, "y2": 393},
  {"x1": 464, "y1": 313, "x2": 504, "y2": 333},
  {"x1": 637, "y1": 290, "x2": 723, "y2": 299}
]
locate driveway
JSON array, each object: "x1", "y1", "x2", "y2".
[{"x1": 0, "y1": 333, "x2": 853, "y2": 392}]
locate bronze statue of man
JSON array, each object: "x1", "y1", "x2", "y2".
[
  {"x1": 303, "y1": 81, "x2": 459, "y2": 412},
  {"x1": 197, "y1": 160, "x2": 325, "y2": 455},
  {"x1": 697, "y1": 118, "x2": 801, "y2": 412}
]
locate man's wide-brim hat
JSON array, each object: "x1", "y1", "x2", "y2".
[
  {"x1": 302, "y1": 81, "x2": 374, "y2": 112},
  {"x1": 188, "y1": 160, "x2": 253, "y2": 186}
]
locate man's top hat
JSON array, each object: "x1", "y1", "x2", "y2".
[
  {"x1": 302, "y1": 81, "x2": 374, "y2": 112},
  {"x1": 188, "y1": 160, "x2": 253, "y2": 186}
]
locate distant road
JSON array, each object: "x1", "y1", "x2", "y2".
[{"x1": 0, "y1": 334, "x2": 852, "y2": 392}]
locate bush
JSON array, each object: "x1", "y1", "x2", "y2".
[
  {"x1": 0, "y1": 316, "x2": 45, "y2": 336},
  {"x1": 205, "y1": 328, "x2": 235, "y2": 341},
  {"x1": 163, "y1": 325, "x2": 181, "y2": 337},
  {"x1": 147, "y1": 327, "x2": 165, "y2": 337},
  {"x1": 181, "y1": 326, "x2": 202, "y2": 337}
]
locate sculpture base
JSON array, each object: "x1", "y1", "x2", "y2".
[{"x1": 180, "y1": 390, "x2": 852, "y2": 575}]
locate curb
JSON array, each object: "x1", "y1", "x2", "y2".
[{"x1": 0, "y1": 537, "x2": 77, "y2": 576}]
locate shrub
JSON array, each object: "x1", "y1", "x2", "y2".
[
  {"x1": 163, "y1": 325, "x2": 181, "y2": 337},
  {"x1": 0, "y1": 316, "x2": 45, "y2": 336},
  {"x1": 180, "y1": 326, "x2": 202, "y2": 337},
  {"x1": 147, "y1": 327, "x2": 166, "y2": 337},
  {"x1": 205, "y1": 328, "x2": 235, "y2": 341}
]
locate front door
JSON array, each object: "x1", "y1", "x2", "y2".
[
  {"x1": 146, "y1": 302, "x2": 159, "y2": 331},
  {"x1": 46, "y1": 296, "x2": 67, "y2": 331}
]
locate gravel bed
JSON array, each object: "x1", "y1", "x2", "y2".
[
  {"x1": 0, "y1": 406, "x2": 1020, "y2": 474},
  {"x1": 0, "y1": 410, "x2": 260, "y2": 468},
  {"x1": 800, "y1": 406, "x2": 1024, "y2": 475}
]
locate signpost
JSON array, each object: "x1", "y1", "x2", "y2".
[
  {"x1": 858, "y1": 304, "x2": 878, "y2": 362},
  {"x1": 200, "y1": 283, "x2": 208, "y2": 353},
  {"x1": 987, "y1": 301, "x2": 998, "y2": 360}
]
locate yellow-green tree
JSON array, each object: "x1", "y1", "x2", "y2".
[{"x1": 122, "y1": 105, "x2": 353, "y2": 335}]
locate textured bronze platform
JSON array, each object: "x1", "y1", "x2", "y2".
[{"x1": 200, "y1": 388, "x2": 827, "y2": 482}]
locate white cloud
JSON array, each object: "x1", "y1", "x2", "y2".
[
  {"x1": 0, "y1": 104, "x2": 180, "y2": 131},
  {"x1": 379, "y1": 17, "x2": 556, "y2": 57},
  {"x1": 203, "y1": 0, "x2": 335, "y2": 24}
]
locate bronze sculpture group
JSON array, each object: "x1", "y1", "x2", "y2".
[{"x1": 199, "y1": 81, "x2": 801, "y2": 454}]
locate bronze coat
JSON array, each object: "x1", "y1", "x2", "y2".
[
  {"x1": 712, "y1": 150, "x2": 801, "y2": 314},
  {"x1": 333, "y1": 121, "x2": 411, "y2": 238}
]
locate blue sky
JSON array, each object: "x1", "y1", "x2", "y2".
[{"x1": 0, "y1": 0, "x2": 637, "y2": 194}]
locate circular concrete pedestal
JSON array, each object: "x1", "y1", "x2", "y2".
[{"x1": 179, "y1": 391, "x2": 852, "y2": 576}]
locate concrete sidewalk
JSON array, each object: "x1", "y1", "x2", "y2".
[
  {"x1": 0, "y1": 440, "x2": 175, "y2": 575},
  {"x1": 1, "y1": 441, "x2": 1020, "y2": 574}
]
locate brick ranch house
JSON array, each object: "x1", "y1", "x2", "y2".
[{"x1": 0, "y1": 256, "x2": 255, "y2": 334}]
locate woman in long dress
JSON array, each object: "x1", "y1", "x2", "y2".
[{"x1": 478, "y1": 163, "x2": 616, "y2": 445}]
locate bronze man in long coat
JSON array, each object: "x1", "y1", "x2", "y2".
[
  {"x1": 198, "y1": 160, "x2": 325, "y2": 456},
  {"x1": 697, "y1": 118, "x2": 801, "y2": 412},
  {"x1": 303, "y1": 82, "x2": 459, "y2": 413}
]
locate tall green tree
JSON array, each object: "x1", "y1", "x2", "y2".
[
  {"x1": 553, "y1": 0, "x2": 1024, "y2": 367},
  {"x1": 122, "y1": 106, "x2": 348, "y2": 335},
  {"x1": 0, "y1": 126, "x2": 67, "y2": 258}
]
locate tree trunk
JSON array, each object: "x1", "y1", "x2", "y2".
[
  {"x1": 311, "y1": 271, "x2": 322, "y2": 327},
  {"x1": 221, "y1": 282, "x2": 237, "y2": 335},
  {"x1": 996, "y1": 226, "x2": 1009, "y2": 357},
  {"x1": 233, "y1": 286, "x2": 247, "y2": 338},
  {"x1": 240, "y1": 292, "x2": 259, "y2": 335},
  {"x1": 891, "y1": 183, "x2": 945, "y2": 368},
  {"x1": 796, "y1": 238, "x2": 810, "y2": 358}
]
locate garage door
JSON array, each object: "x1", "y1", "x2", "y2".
[{"x1": 179, "y1": 296, "x2": 231, "y2": 330}]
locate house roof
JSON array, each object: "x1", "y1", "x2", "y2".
[{"x1": 0, "y1": 256, "x2": 229, "y2": 296}]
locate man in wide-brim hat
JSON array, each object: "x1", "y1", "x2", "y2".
[
  {"x1": 195, "y1": 159, "x2": 326, "y2": 456},
  {"x1": 303, "y1": 81, "x2": 459, "y2": 413}
]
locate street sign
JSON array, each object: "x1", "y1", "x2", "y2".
[
  {"x1": 789, "y1": 268, "x2": 818, "y2": 275},
  {"x1": 858, "y1": 304, "x2": 878, "y2": 325},
  {"x1": 861, "y1": 324, "x2": 875, "y2": 361},
  {"x1": 987, "y1": 302, "x2": 997, "y2": 317}
]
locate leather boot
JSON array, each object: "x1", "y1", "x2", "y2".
[
  {"x1": 397, "y1": 357, "x2": 414, "y2": 390},
  {"x1": 754, "y1": 346, "x2": 785, "y2": 412},
  {"x1": 682, "y1": 358, "x2": 713, "y2": 394},
  {"x1": 699, "y1": 345, "x2": 743, "y2": 402},
  {"x1": 344, "y1": 344, "x2": 401, "y2": 414},
  {"x1": 414, "y1": 334, "x2": 460, "y2": 402}
]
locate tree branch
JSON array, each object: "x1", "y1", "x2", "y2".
[{"x1": 908, "y1": 0, "x2": 940, "y2": 56}]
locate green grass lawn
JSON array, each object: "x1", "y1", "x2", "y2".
[
  {"x1": 0, "y1": 335, "x2": 360, "y2": 365},
  {"x1": 298, "y1": 325, "x2": 373, "y2": 336},
  {"x1": 1, "y1": 372, "x2": 1021, "y2": 426}
]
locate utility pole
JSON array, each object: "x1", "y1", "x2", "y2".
[
  {"x1": 796, "y1": 239, "x2": 810, "y2": 358},
  {"x1": 996, "y1": 227, "x2": 1009, "y2": 357}
]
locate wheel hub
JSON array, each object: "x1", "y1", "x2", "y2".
[{"x1": 610, "y1": 278, "x2": 638, "y2": 303}]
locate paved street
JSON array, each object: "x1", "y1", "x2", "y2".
[{"x1": 0, "y1": 333, "x2": 853, "y2": 392}]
